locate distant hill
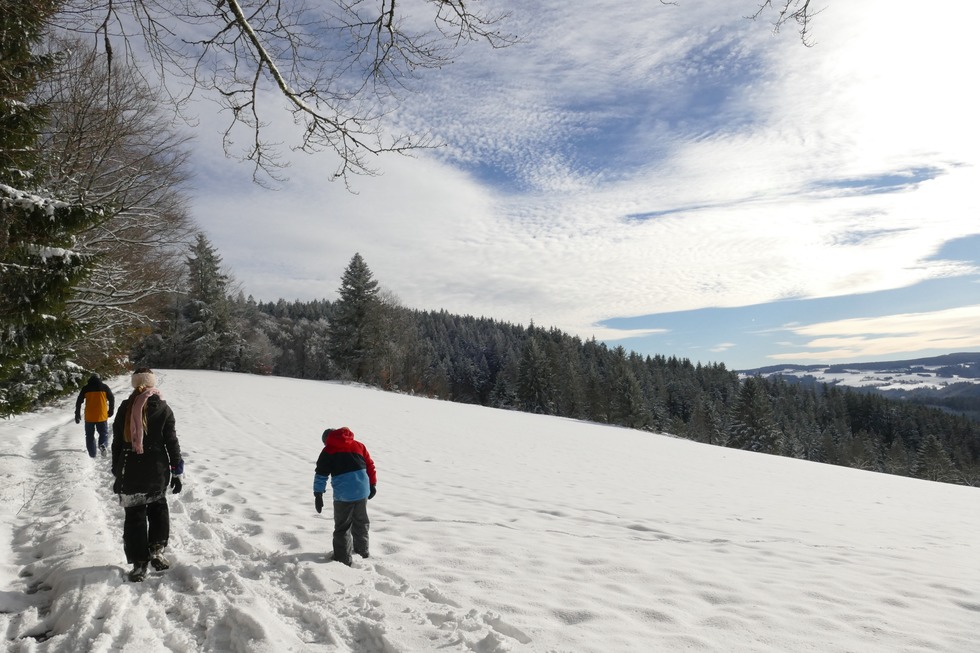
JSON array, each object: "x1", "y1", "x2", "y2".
[{"x1": 740, "y1": 352, "x2": 980, "y2": 420}]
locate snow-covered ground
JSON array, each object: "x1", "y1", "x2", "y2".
[{"x1": 2, "y1": 370, "x2": 978, "y2": 652}]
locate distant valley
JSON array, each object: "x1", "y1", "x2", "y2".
[{"x1": 740, "y1": 352, "x2": 980, "y2": 420}]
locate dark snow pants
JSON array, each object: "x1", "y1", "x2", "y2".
[
  {"x1": 123, "y1": 498, "x2": 170, "y2": 563},
  {"x1": 333, "y1": 499, "x2": 369, "y2": 562},
  {"x1": 84, "y1": 421, "x2": 108, "y2": 457}
]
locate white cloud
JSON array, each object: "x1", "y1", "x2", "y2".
[
  {"x1": 768, "y1": 305, "x2": 980, "y2": 361},
  {"x1": 187, "y1": 0, "x2": 980, "y2": 356}
]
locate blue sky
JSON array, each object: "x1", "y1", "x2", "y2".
[{"x1": 188, "y1": 0, "x2": 980, "y2": 370}]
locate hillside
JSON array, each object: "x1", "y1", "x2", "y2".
[{"x1": 1, "y1": 370, "x2": 978, "y2": 652}]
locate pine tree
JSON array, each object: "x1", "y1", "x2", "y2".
[
  {"x1": 914, "y1": 434, "x2": 955, "y2": 483},
  {"x1": 0, "y1": 2, "x2": 58, "y2": 179},
  {"x1": 517, "y1": 332, "x2": 554, "y2": 414},
  {"x1": 609, "y1": 347, "x2": 648, "y2": 428},
  {"x1": 0, "y1": 3, "x2": 105, "y2": 415},
  {"x1": 727, "y1": 377, "x2": 781, "y2": 454},
  {"x1": 581, "y1": 338, "x2": 611, "y2": 423},
  {"x1": 328, "y1": 253, "x2": 381, "y2": 382},
  {"x1": 689, "y1": 397, "x2": 725, "y2": 446},
  {"x1": 133, "y1": 234, "x2": 240, "y2": 370},
  {"x1": 841, "y1": 431, "x2": 878, "y2": 471},
  {"x1": 490, "y1": 354, "x2": 520, "y2": 408},
  {"x1": 885, "y1": 438, "x2": 912, "y2": 476},
  {"x1": 179, "y1": 234, "x2": 239, "y2": 369}
]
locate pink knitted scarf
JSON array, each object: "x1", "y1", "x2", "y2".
[{"x1": 129, "y1": 387, "x2": 162, "y2": 454}]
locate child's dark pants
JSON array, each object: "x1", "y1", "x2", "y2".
[
  {"x1": 333, "y1": 499, "x2": 369, "y2": 562},
  {"x1": 123, "y1": 499, "x2": 169, "y2": 563}
]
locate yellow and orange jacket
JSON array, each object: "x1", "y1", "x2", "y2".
[{"x1": 75, "y1": 375, "x2": 115, "y2": 423}]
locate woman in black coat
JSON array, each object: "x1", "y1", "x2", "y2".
[{"x1": 111, "y1": 368, "x2": 184, "y2": 582}]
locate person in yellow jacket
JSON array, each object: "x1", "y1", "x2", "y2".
[{"x1": 75, "y1": 374, "x2": 115, "y2": 458}]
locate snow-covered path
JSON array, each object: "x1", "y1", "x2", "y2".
[
  {"x1": 3, "y1": 370, "x2": 980, "y2": 652},
  {"x1": 2, "y1": 376, "x2": 538, "y2": 652}
]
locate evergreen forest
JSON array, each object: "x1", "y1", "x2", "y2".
[{"x1": 132, "y1": 249, "x2": 980, "y2": 488}]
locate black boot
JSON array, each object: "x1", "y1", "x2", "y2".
[
  {"x1": 149, "y1": 544, "x2": 171, "y2": 571},
  {"x1": 129, "y1": 562, "x2": 149, "y2": 582}
]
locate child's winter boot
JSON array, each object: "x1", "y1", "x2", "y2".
[{"x1": 129, "y1": 562, "x2": 149, "y2": 582}]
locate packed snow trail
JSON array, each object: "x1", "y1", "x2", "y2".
[{"x1": 0, "y1": 381, "x2": 532, "y2": 653}]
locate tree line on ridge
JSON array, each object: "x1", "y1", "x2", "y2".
[{"x1": 132, "y1": 247, "x2": 980, "y2": 487}]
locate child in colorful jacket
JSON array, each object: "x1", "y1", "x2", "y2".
[{"x1": 313, "y1": 427, "x2": 377, "y2": 565}]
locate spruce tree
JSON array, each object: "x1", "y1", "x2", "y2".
[
  {"x1": 885, "y1": 438, "x2": 912, "y2": 476},
  {"x1": 328, "y1": 253, "x2": 381, "y2": 382},
  {"x1": 915, "y1": 434, "x2": 955, "y2": 483},
  {"x1": 180, "y1": 233, "x2": 239, "y2": 369},
  {"x1": 609, "y1": 347, "x2": 648, "y2": 428},
  {"x1": 516, "y1": 331, "x2": 554, "y2": 414},
  {"x1": 727, "y1": 377, "x2": 781, "y2": 454},
  {"x1": 0, "y1": 2, "x2": 104, "y2": 415},
  {"x1": 132, "y1": 233, "x2": 240, "y2": 370}
]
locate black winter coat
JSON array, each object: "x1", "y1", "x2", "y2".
[{"x1": 111, "y1": 392, "x2": 182, "y2": 497}]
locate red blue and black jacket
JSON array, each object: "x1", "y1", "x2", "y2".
[{"x1": 313, "y1": 427, "x2": 377, "y2": 502}]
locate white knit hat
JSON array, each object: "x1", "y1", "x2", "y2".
[{"x1": 131, "y1": 369, "x2": 157, "y2": 389}]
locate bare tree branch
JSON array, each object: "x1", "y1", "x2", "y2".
[
  {"x1": 749, "y1": 0, "x2": 822, "y2": 46},
  {"x1": 50, "y1": 0, "x2": 515, "y2": 185}
]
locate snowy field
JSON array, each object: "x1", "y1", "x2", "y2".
[
  {"x1": 751, "y1": 366, "x2": 980, "y2": 392},
  {"x1": 2, "y1": 370, "x2": 979, "y2": 652}
]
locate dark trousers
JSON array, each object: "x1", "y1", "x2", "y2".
[
  {"x1": 123, "y1": 499, "x2": 170, "y2": 563},
  {"x1": 84, "y1": 421, "x2": 108, "y2": 457},
  {"x1": 333, "y1": 499, "x2": 369, "y2": 562}
]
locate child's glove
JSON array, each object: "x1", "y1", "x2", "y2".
[
  {"x1": 112, "y1": 477, "x2": 121, "y2": 494},
  {"x1": 75, "y1": 414, "x2": 81, "y2": 424},
  {"x1": 368, "y1": 485, "x2": 377, "y2": 500},
  {"x1": 314, "y1": 492, "x2": 324, "y2": 514},
  {"x1": 170, "y1": 462, "x2": 183, "y2": 494}
]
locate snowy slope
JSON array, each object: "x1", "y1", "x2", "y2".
[{"x1": 2, "y1": 370, "x2": 979, "y2": 652}]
